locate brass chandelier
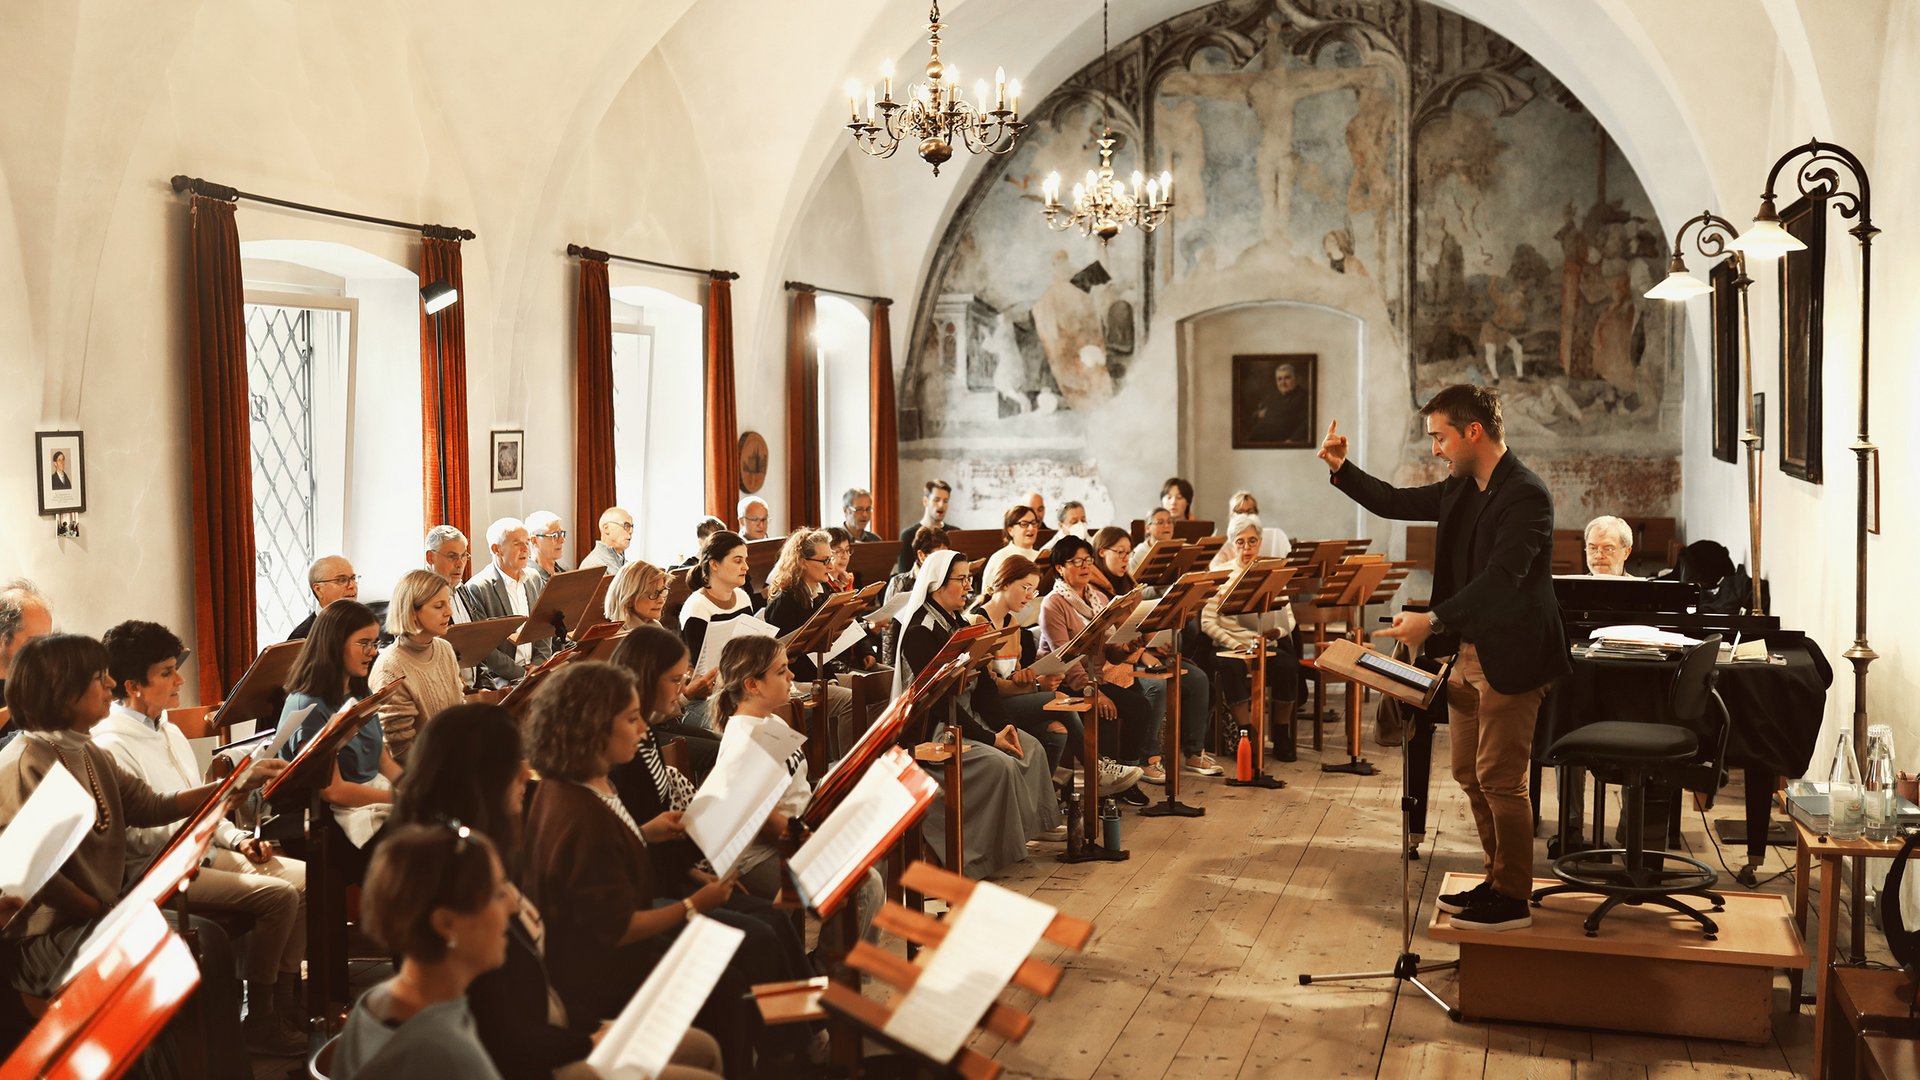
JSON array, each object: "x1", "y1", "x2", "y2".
[
  {"x1": 1039, "y1": 0, "x2": 1172, "y2": 244},
  {"x1": 845, "y1": 2, "x2": 1025, "y2": 176}
]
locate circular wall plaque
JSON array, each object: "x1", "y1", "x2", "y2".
[{"x1": 738, "y1": 431, "x2": 769, "y2": 494}]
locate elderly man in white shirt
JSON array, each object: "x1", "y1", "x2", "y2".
[
  {"x1": 94, "y1": 619, "x2": 308, "y2": 1054},
  {"x1": 524, "y1": 509, "x2": 568, "y2": 589},
  {"x1": 460, "y1": 517, "x2": 554, "y2": 682}
]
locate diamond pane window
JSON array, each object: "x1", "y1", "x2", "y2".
[{"x1": 246, "y1": 304, "x2": 317, "y2": 640}]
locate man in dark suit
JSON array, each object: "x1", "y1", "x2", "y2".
[
  {"x1": 895, "y1": 479, "x2": 953, "y2": 575},
  {"x1": 1321, "y1": 384, "x2": 1567, "y2": 933},
  {"x1": 460, "y1": 518, "x2": 555, "y2": 683}
]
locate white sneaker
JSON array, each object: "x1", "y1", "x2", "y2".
[
  {"x1": 1030, "y1": 824, "x2": 1069, "y2": 843},
  {"x1": 1097, "y1": 757, "x2": 1143, "y2": 796}
]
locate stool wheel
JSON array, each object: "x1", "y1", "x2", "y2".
[
  {"x1": 1704, "y1": 933, "x2": 1718, "y2": 941},
  {"x1": 1584, "y1": 929, "x2": 1598, "y2": 938},
  {"x1": 1529, "y1": 899, "x2": 1541, "y2": 908}
]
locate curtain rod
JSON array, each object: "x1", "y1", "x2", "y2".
[
  {"x1": 170, "y1": 175, "x2": 475, "y2": 240},
  {"x1": 785, "y1": 280, "x2": 892, "y2": 305},
  {"x1": 568, "y1": 243, "x2": 739, "y2": 281}
]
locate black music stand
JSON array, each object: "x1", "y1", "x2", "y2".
[
  {"x1": 1136, "y1": 570, "x2": 1231, "y2": 818},
  {"x1": 1217, "y1": 560, "x2": 1304, "y2": 791},
  {"x1": 1047, "y1": 590, "x2": 1143, "y2": 863}
]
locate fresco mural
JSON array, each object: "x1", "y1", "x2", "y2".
[{"x1": 903, "y1": 0, "x2": 1679, "y2": 528}]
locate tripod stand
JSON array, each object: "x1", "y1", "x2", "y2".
[{"x1": 1298, "y1": 688, "x2": 1460, "y2": 1021}]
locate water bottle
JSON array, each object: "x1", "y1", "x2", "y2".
[
  {"x1": 1829, "y1": 731, "x2": 1865, "y2": 841},
  {"x1": 1865, "y1": 723, "x2": 1899, "y2": 842},
  {"x1": 1100, "y1": 798, "x2": 1122, "y2": 851},
  {"x1": 1235, "y1": 727, "x2": 1253, "y2": 783},
  {"x1": 1064, "y1": 786, "x2": 1084, "y2": 851}
]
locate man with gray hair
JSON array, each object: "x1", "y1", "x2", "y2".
[
  {"x1": 460, "y1": 517, "x2": 552, "y2": 682},
  {"x1": 842, "y1": 488, "x2": 881, "y2": 543},
  {"x1": 424, "y1": 525, "x2": 474, "y2": 622},
  {"x1": 524, "y1": 510, "x2": 568, "y2": 588},
  {"x1": 1, "y1": 578, "x2": 53, "y2": 701},
  {"x1": 578, "y1": 506, "x2": 633, "y2": 574},
  {"x1": 1583, "y1": 515, "x2": 1636, "y2": 577},
  {"x1": 286, "y1": 555, "x2": 359, "y2": 640}
]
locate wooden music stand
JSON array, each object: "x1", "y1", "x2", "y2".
[
  {"x1": 564, "y1": 622, "x2": 629, "y2": 663},
  {"x1": 1286, "y1": 538, "x2": 1372, "y2": 579},
  {"x1": 442, "y1": 615, "x2": 527, "y2": 671},
  {"x1": 1308, "y1": 556, "x2": 1398, "y2": 776},
  {"x1": 2, "y1": 904, "x2": 200, "y2": 1080},
  {"x1": 495, "y1": 648, "x2": 582, "y2": 716},
  {"x1": 203, "y1": 640, "x2": 305, "y2": 740},
  {"x1": 666, "y1": 566, "x2": 696, "y2": 623},
  {"x1": 782, "y1": 591, "x2": 877, "y2": 777},
  {"x1": 1046, "y1": 590, "x2": 1144, "y2": 863},
  {"x1": 1135, "y1": 569, "x2": 1232, "y2": 818},
  {"x1": 520, "y1": 566, "x2": 605, "y2": 647},
  {"x1": 745, "y1": 537, "x2": 785, "y2": 591},
  {"x1": 573, "y1": 571, "x2": 615, "y2": 634},
  {"x1": 1128, "y1": 538, "x2": 1186, "y2": 588},
  {"x1": 848, "y1": 541, "x2": 899, "y2": 587},
  {"x1": 814, "y1": 860, "x2": 1093, "y2": 1080},
  {"x1": 1215, "y1": 560, "x2": 1306, "y2": 791}
]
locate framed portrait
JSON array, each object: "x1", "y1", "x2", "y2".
[
  {"x1": 1709, "y1": 260, "x2": 1740, "y2": 464},
  {"x1": 1778, "y1": 194, "x2": 1825, "y2": 483},
  {"x1": 35, "y1": 430, "x2": 85, "y2": 514},
  {"x1": 489, "y1": 429, "x2": 524, "y2": 493},
  {"x1": 1232, "y1": 354, "x2": 1317, "y2": 449}
]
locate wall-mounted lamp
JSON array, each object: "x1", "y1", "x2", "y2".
[{"x1": 421, "y1": 282, "x2": 458, "y2": 315}]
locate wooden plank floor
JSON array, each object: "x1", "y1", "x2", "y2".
[{"x1": 969, "y1": 716, "x2": 1827, "y2": 1080}]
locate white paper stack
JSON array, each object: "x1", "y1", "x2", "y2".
[
  {"x1": 0, "y1": 762, "x2": 95, "y2": 902},
  {"x1": 587, "y1": 915, "x2": 746, "y2": 1080},
  {"x1": 790, "y1": 747, "x2": 929, "y2": 913},
  {"x1": 880, "y1": 880, "x2": 1057, "y2": 1062},
  {"x1": 693, "y1": 613, "x2": 779, "y2": 675},
  {"x1": 684, "y1": 718, "x2": 807, "y2": 876}
]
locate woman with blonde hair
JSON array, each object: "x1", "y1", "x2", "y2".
[
  {"x1": 371, "y1": 568, "x2": 488, "y2": 763},
  {"x1": 605, "y1": 557, "x2": 670, "y2": 627}
]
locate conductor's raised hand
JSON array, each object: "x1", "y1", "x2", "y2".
[{"x1": 1317, "y1": 419, "x2": 1348, "y2": 472}]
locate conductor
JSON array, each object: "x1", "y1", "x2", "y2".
[{"x1": 1319, "y1": 385, "x2": 1568, "y2": 932}]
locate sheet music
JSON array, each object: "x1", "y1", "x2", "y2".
[
  {"x1": 1107, "y1": 599, "x2": 1161, "y2": 646},
  {"x1": 692, "y1": 613, "x2": 778, "y2": 675},
  {"x1": 790, "y1": 748, "x2": 919, "y2": 911},
  {"x1": 0, "y1": 762, "x2": 95, "y2": 901},
  {"x1": 587, "y1": 914, "x2": 746, "y2": 1080},
  {"x1": 880, "y1": 880, "x2": 1057, "y2": 1063},
  {"x1": 1028, "y1": 651, "x2": 1071, "y2": 678},
  {"x1": 868, "y1": 589, "x2": 915, "y2": 626},
  {"x1": 265, "y1": 703, "x2": 317, "y2": 759},
  {"x1": 824, "y1": 619, "x2": 869, "y2": 663},
  {"x1": 684, "y1": 718, "x2": 806, "y2": 877}
]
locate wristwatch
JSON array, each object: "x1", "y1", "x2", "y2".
[
  {"x1": 1426, "y1": 611, "x2": 1446, "y2": 634},
  {"x1": 681, "y1": 897, "x2": 698, "y2": 921}
]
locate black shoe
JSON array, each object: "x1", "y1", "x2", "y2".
[
  {"x1": 1435, "y1": 879, "x2": 1494, "y2": 915},
  {"x1": 1118, "y1": 785, "x2": 1151, "y2": 807},
  {"x1": 1448, "y1": 890, "x2": 1532, "y2": 932}
]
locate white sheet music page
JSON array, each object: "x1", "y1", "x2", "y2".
[
  {"x1": 824, "y1": 619, "x2": 869, "y2": 663},
  {"x1": 1108, "y1": 598, "x2": 1160, "y2": 645},
  {"x1": 693, "y1": 613, "x2": 779, "y2": 675},
  {"x1": 587, "y1": 914, "x2": 745, "y2": 1080},
  {"x1": 790, "y1": 747, "x2": 917, "y2": 910},
  {"x1": 683, "y1": 716, "x2": 806, "y2": 877},
  {"x1": 0, "y1": 761, "x2": 95, "y2": 901},
  {"x1": 881, "y1": 880, "x2": 1057, "y2": 1063}
]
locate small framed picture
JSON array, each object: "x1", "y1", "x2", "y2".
[
  {"x1": 1232, "y1": 354, "x2": 1318, "y2": 449},
  {"x1": 490, "y1": 429, "x2": 524, "y2": 492},
  {"x1": 36, "y1": 430, "x2": 86, "y2": 514}
]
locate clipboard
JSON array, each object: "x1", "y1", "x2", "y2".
[{"x1": 442, "y1": 616, "x2": 527, "y2": 669}]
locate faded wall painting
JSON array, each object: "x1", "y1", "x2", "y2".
[{"x1": 904, "y1": 0, "x2": 1680, "y2": 532}]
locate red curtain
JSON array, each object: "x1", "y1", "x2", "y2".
[
  {"x1": 419, "y1": 236, "x2": 471, "y2": 545},
  {"x1": 704, "y1": 274, "x2": 741, "y2": 522},
  {"x1": 868, "y1": 299, "x2": 900, "y2": 537},
  {"x1": 185, "y1": 195, "x2": 257, "y2": 700},
  {"x1": 573, "y1": 256, "x2": 615, "y2": 565},
  {"x1": 785, "y1": 288, "x2": 820, "y2": 530}
]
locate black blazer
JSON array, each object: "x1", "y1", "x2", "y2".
[
  {"x1": 466, "y1": 915, "x2": 593, "y2": 1080},
  {"x1": 1330, "y1": 450, "x2": 1570, "y2": 695}
]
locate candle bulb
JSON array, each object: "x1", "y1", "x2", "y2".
[
  {"x1": 881, "y1": 58, "x2": 894, "y2": 100},
  {"x1": 995, "y1": 66, "x2": 1006, "y2": 109},
  {"x1": 846, "y1": 80, "x2": 860, "y2": 121},
  {"x1": 975, "y1": 80, "x2": 988, "y2": 112},
  {"x1": 1146, "y1": 178, "x2": 1159, "y2": 204},
  {"x1": 1159, "y1": 170, "x2": 1173, "y2": 199},
  {"x1": 866, "y1": 89, "x2": 875, "y2": 122},
  {"x1": 1044, "y1": 172, "x2": 1060, "y2": 208},
  {"x1": 1009, "y1": 78, "x2": 1021, "y2": 115}
]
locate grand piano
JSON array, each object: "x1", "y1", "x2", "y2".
[{"x1": 1540, "y1": 575, "x2": 1832, "y2": 873}]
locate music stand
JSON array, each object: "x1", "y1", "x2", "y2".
[
  {"x1": 1128, "y1": 538, "x2": 1186, "y2": 588},
  {"x1": 781, "y1": 591, "x2": 875, "y2": 777},
  {"x1": 566, "y1": 622, "x2": 629, "y2": 663},
  {"x1": 1045, "y1": 590, "x2": 1143, "y2": 863},
  {"x1": 521, "y1": 566, "x2": 605, "y2": 646},
  {"x1": 496, "y1": 648, "x2": 582, "y2": 715},
  {"x1": 1299, "y1": 641, "x2": 1458, "y2": 1021},
  {"x1": 573, "y1": 572, "x2": 615, "y2": 634},
  {"x1": 1309, "y1": 557, "x2": 1397, "y2": 776},
  {"x1": 745, "y1": 537, "x2": 785, "y2": 591},
  {"x1": 1286, "y1": 537, "x2": 1372, "y2": 579},
  {"x1": 1136, "y1": 569, "x2": 1232, "y2": 818},
  {"x1": 442, "y1": 615, "x2": 527, "y2": 670},
  {"x1": 848, "y1": 541, "x2": 898, "y2": 587},
  {"x1": 1216, "y1": 559, "x2": 1305, "y2": 790},
  {"x1": 205, "y1": 640, "x2": 305, "y2": 738}
]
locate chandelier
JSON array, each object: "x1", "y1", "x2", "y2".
[
  {"x1": 844, "y1": 2, "x2": 1025, "y2": 176},
  {"x1": 1039, "y1": 0, "x2": 1173, "y2": 244}
]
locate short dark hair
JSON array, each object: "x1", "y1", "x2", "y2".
[
  {"x1": 4, "y1": 633, "x2": 109, "y2": 731},
  {"x1": 694, "y1": 516, "x2": 727, "y2": 542},
  {"x1": 525, "y1": 660, "x2": 638, "y2": 782},
  {"x1": 1160, "y1": 477, "x2": 1193, "y2": 505},
  {"x1": 393, "y1": 704, "x2": 526, "y2": 872},
  {"x1": 1420, "y1": 384, "x2": 1504, "y2": 442},
  {"x1": 609, "y1": 624, "x2": 692, "y2": 719},
  {"x1": 1002, "y1": 503, "x2": 1039, "y2": 541},
  {"x1": 102, "y1": 621, "x2": 185, "y2": 700},
  {"x1": 826, "y1": 526, "x2": 853, "y2": 547},
  {"x1": 284, "y1": 600, "x2": 380, "y2": 706},
  {"x1": 690, "y1": 530, "x2": 747, "y2": 590},
  {"x1": 922, "y1": 479, "x2": 952, "y2": 497},
  {"x1": 911, "y1": 525, "x2": 950, "y2": 559},
  {"x1": 360, "y1": 823, "x2": 500, "y2": 964},
  {"x1": 1052, "y1": 535, "x2": 1095, "y2": 567}
]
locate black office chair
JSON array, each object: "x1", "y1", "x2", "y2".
[{"x1": 1530, "y1": 635, "x2": 1730, "y2": 938}]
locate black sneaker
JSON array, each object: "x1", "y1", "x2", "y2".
[
  {"x1": 1435, "y1": 879, "x2": 1493, "y2": 915},
  {"x1": 1448, "y1": 890, "x2": 1532, "y2": 932},
  {"x1": 1118, "y1": 785, "x2": 1151, "y2": 807}
]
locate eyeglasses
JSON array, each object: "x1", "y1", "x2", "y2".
[
  {"x1": 1012, "y1": 518, "x2": 1038, "y2": 529},
  {"x1": 1586, "y1": 543, "x2": 1624, "y2": 556},
  {"x1": 945, "y1": 576, "x2": 974, "y2": 588},
  {"x1": 1102, "y1": 547, "x2": 1132, "y2": 559},
  {"x1": 1064, "y1": 556, "x2": 1097, "y2": 568},
  {"x1": 648, "y1": 586, "x2": 673, "y2": 600},
  {"x1": 436, "y1": 551, "x2": 471, "y2": 563},
  {"x1": 610, "y1": 521, "x2": 635, "y2": 534},
  {"x1": 743, "y1": 515, "x2": 769, "y2": 525},
  {"x1": 805, "y1": 556, "x2": 834, "y2": 565},
  {"x1": 534, "y1": 530, "x2": 567, "y2": 540},
  {"x1": 317, "y1": 574, "x2": 363, "y2": 588},
  {"x1": 351, "y1": 638, "x2": 381, "y2": 654}
]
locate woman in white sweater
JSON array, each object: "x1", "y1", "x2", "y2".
[{"x1": 370, "y1": 569, "x2": 482, "y2": 763}]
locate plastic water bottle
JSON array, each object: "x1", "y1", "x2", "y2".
[
  {"x1": 1829, "y1": 731, "x2": 1865, "y2": 841},
  {"x1": 1864, "y1": 723, "x2": 1899, "y2": 842},
  {"x1": 1235, "y1": 727, "x2": 1253, "y2": 783}
]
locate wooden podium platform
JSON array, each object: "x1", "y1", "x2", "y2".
[{"x1": 1427, "y1": 871, "x2": 1807, "y2": 1043}]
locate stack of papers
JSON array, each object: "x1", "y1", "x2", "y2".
[
  {"x1": 693, "y1": 614, "x2": 779, "y2": 675},
  {"x1": 588, "y1": 915, "x2": 745, "y2": 1080},
  {"x1": 789, "y1": 747, "x2": 936, "y2": 916},
  {"x1": 1584, "y1": 624, "x2": 1700, "y2": 660},
  {"x1": 683, "y1": 719, "x2": 807, "y2": 876},
  {"x1": 879, "y1": 881, "x2": 1058, "y2": 1062}
]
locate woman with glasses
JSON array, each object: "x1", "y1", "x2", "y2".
[
  {"x1": 981, "y1": 505, "x2": 1045, "y2": 628},
  {"x1": 1144, "y1": 507, "x2": 1176, "y2": 545},
  {"x1": 391, "y1": 703, "x2": 725, "y2": 1080},
  {"x1": 1091, "y1": 528, "x2": 1222, "y2": 778},
  {"x1": 824, "y1": 527, "x2": 858, "y2": 592},
  {"x1": 280, "y1": 600, "x2": 404, "y2": 840},
  {"x1": 1037, "y1": 536, "x2": 1157, "y2": 800},
  {"x1": 967, "y1": 554, "x2": 1071, "y2": 776},
  {"x1": 1202, "y1": 514, "x2": 1299, "y2": 769},
  {"x1": 763, "y1": 529, "x2": 862, "y2": 756},
  {"x1": 894, "y1": 550, "x2": 1062, "y2": 875},
  {"x1": 371, "y1": 569, "x2": 492, "y2": 765},
  {"x1": 605, "y1": 558, "x2": 723, "y2": 779}
]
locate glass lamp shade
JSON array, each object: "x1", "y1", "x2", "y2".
[
  {"x1": 1727, "y1": 215, "x2": 1806, "y2": 260},
  {"x1": 1645, "y1": 269, "x2": 1713, "y2": 301}
]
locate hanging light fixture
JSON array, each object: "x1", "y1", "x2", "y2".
[
  {"x1": 1725, "y1": 196, "x2": 1808, "y2": 259},
  {"x1": 845, "y1": 2, "x2": 1025, "y2": 176},
  {"x1": 1039, "y1": 0, "x2": 1173, "y2": 244}
]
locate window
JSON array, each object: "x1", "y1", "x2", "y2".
[
  {"x1": 814, "y1": 296, "x2": 871, "y2": 526},
  {"x1": 610, "y1": 285, "x2": 705, "y2": 565}
]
